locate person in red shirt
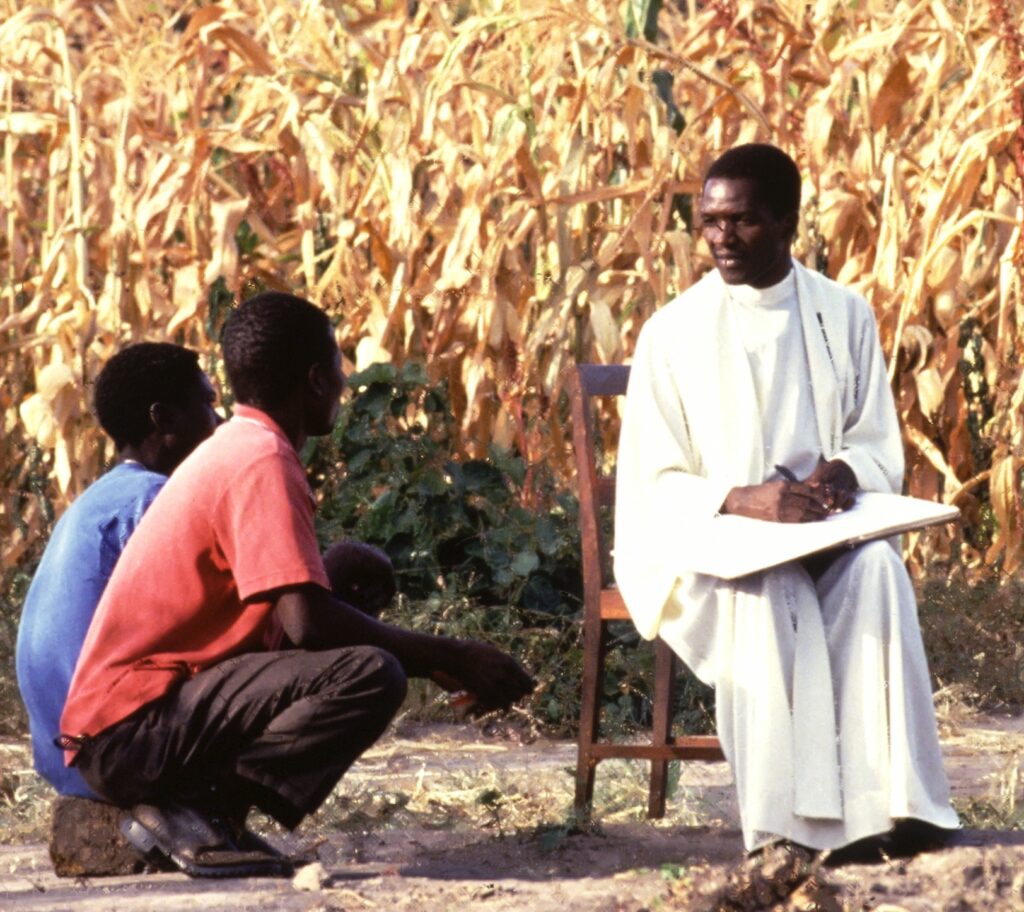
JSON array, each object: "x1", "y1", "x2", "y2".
[{"x1": 61, "y1": 291, "x2": 534, "y2": 878}]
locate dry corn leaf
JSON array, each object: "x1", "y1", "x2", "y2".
[
  {"x1": 2, "y1": 0, "x2": 1021, "y2": 576},
  {"x1": 870, "y1": 56, "x2": 912, "y2": 131}
]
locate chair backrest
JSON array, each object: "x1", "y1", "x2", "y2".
[{"x1": 567, "y1": 364, "x2": 630, "y2": 598}]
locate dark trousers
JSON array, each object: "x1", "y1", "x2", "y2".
[{"x1": 73, "y1": 646, "x2": 407, "y2": 829}]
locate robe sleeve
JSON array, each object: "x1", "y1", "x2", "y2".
[
  {"x1": 613, "y1": 317, "x2": 732, "y2": 640},
  {"x1": 831, "y1": 298, "x2": 904, "y2": 495}
]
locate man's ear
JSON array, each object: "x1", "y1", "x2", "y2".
[
  {"x1": 782, "y1": 210, "x2": 799, "y2": 242},
  {"x1": 307, "y1": 362, "x2": 328, "y2": 398},
  {"x1": 148, "y1": 401, "x2": 178, "y2": 436}
]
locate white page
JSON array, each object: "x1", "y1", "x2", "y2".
[{"x1": 674, "y1": 492, "x2": 959, "y2": 580}]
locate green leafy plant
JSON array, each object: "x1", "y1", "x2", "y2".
[{"x1": 309, "y1": 361, "x2": 582, "y2": 616}]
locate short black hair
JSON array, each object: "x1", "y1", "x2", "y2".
[
  {"x1": 93, "y1": 343, "x2": 204, "y2": 449},
  {"x1": 704, "y1": 143, "x2": 802, "y2": 219},
  {"x1": 323, "y1": 540, "x2": 397, "y2": 617},
  {"x1": 221, "y1": 292, "x2": 335, "y2": 408}
]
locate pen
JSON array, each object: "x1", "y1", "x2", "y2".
[{"x1": 774, "y1": 464, "x2": 798, "y2": 482}]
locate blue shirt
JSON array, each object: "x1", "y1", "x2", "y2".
[{"x1": 16, "y1": 462, "x2": 166, "y2": 797}]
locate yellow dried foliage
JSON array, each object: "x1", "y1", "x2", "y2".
[{"x1": 1, "y1": 0, "x2": 1022, "y2": 578}]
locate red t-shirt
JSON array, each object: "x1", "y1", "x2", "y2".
[{"x1": 61, "y1": 406, "x2": 329, "y2": 753}]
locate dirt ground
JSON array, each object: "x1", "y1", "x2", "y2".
[{"x1": 1, "y1": 711, "x2": 1022, "y2": 911}]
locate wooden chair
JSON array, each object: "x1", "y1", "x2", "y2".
[{"x1": 567, "y1": 363, "x2": 725, "y2": 819}]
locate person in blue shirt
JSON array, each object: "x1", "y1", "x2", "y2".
[{"x1": 16, "y1": 342, "x2": 219, "y2": 800}]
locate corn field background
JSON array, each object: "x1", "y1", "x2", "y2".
[{"x1": 1, "y1": 0, "x2": 1023, "y2": 585}]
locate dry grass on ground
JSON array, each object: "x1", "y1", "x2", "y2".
[
  {"x1": 3, "y1": 700, "x2": 1022, "y2": 854},
  {"x1": 2, "y1": 715, "x2": 1024, "y2": 912}
]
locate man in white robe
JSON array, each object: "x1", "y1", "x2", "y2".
[{"x1": 614, "y1": 143, "x2": 958, "y2": 857}]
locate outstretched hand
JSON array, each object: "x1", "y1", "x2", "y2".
[{"x1": 431, "y1": 641, "x2": 535, "y2": 716}]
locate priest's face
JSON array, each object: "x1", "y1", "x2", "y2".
[{"x1": 699, "y1": 177, "x2": 796, "y2": 288}]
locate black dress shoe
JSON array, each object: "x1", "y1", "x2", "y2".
[
  {"x1": 821, "y1": 833, "x2": 890, "y2": 867},
  {"x1": 122, "y1": 802, "x2": 293, "y2": 878},
  {"x1": 823, "y1": 819, "x2": 958, "y2": 867},
  {"x1": 888, "y1": 818, "x2": 958, "y2": 856}
]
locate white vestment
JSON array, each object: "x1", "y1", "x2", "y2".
[{"x1": 614, "y1": 261, "x2": 958, "y2": 850}]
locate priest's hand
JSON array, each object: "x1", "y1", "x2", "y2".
[
  {"x1": 804, "y1": 458, "x2": 858, "y2": 512},
  {"x1": 722, "y1": 480, "x2": 832, "y2": 523}
]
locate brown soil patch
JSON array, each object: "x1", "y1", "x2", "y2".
[{"x1": 1, "y1": 713, "x2": 1021, "y2": 911}]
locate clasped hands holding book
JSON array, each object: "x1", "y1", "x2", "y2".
[
  {"x1": 679, "y1": 482, "x2": 958, "y2": 582},
  {"x1": 721, "y1": 456, "x2": 858, "y2": 523}
]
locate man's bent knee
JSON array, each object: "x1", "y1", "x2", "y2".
[
  {"x1": 339, "y1": 645, "x2": 408, "y2": 716},
  {"x1": 852, "y1": 538, "x2": 901, "y2": 564},
  {"x1": 824, "y1": 538, "x2": 905, "y2": 583}
]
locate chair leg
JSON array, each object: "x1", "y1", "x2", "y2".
[
  {"x1": 575, "y1": 615, "x2": 608, "y2": 819},
  {"x1": 648, "y1": 637, "x2": 678, "y2": 818}
]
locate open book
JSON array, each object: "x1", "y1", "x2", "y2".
[{"x1": 676, "y1": 492, "x2": 959, "y2": 580}]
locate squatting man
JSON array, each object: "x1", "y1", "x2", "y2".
[{"x1": 56, "y1": 293, "x2": 534, "y2": 877}]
